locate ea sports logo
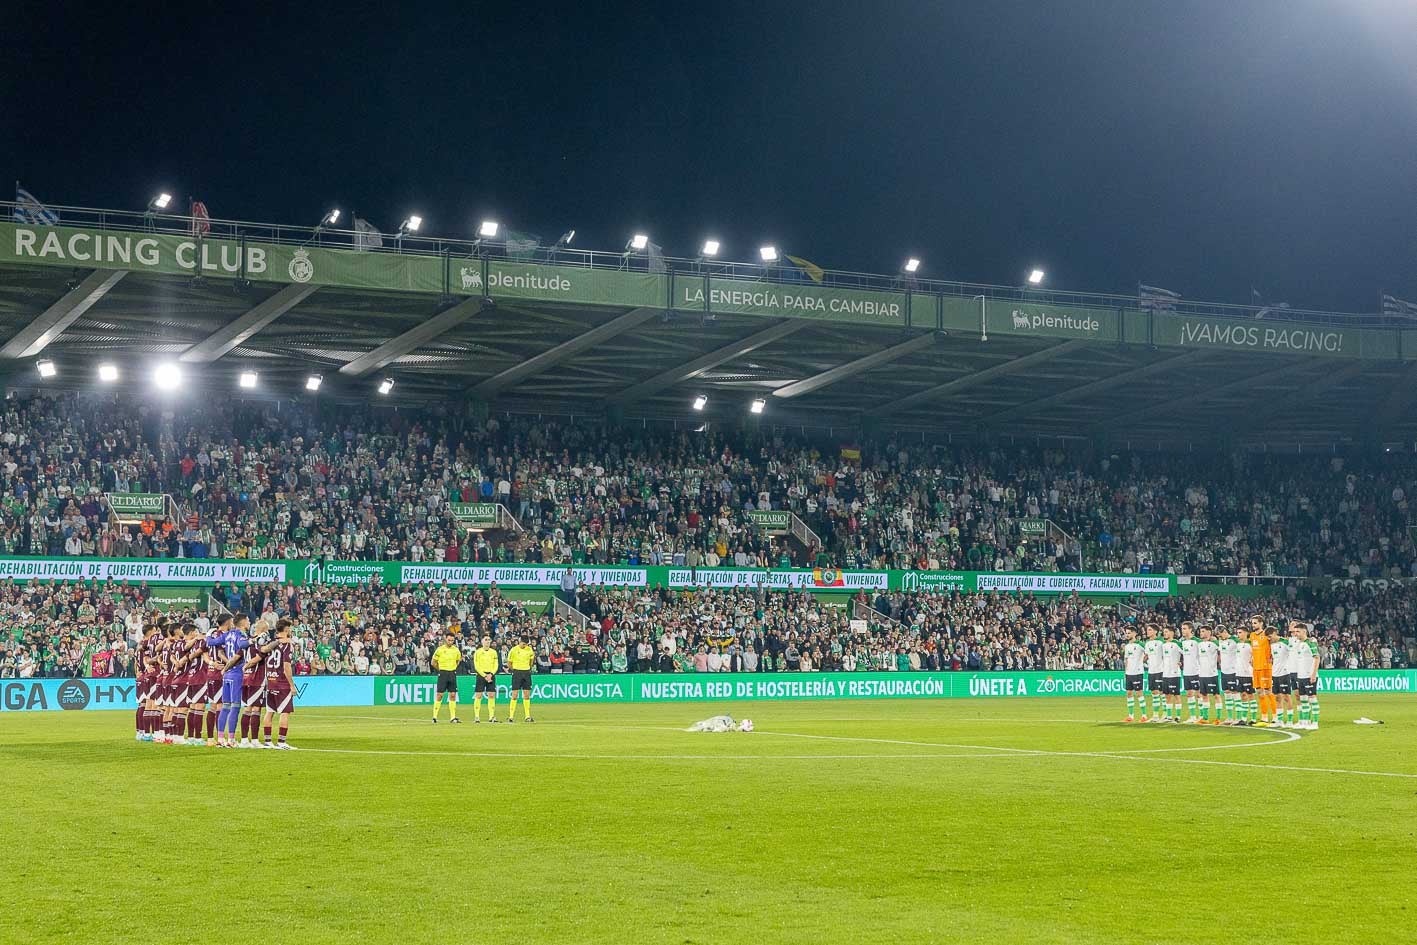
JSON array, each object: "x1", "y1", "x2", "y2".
[
  {"x1": 288, "y1": 248, "x2": 315, "y2": 284},
  {"x1": 57, "y1": 679, "x2": 90, "y2": 710}
]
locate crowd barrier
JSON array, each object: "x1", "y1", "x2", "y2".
[{"x1": 2, "y1": 670, "x2": 1412, "y2": 712}]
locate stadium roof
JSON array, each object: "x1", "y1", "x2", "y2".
[{"x1": 2, "y1": 202, "x2": 1413, "y2": 449}]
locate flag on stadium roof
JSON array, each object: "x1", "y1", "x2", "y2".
[
  {"x1": 784, "y1": 255, "x2": 826, "y2": 284},
  {"x1": 13, "y1": 182, "x2": 58, "y2": 225},
  {"x1": 504, "y1": 229, "x2": 540, "y2": 259},
  {"x1": 353, "y1": 217, "x2": 383, "y2": 251},
  {"x1": 647, "y1": 241, "x2": 667, "y2": 273},
  {"x1": 1137, "y1": 283, "x2": 1181, "y2": 311},
  {"x1": 189, "y1": 199, "x2": 211, "y2": 237},
  {"x1": 1382, "y1": 294, "x2": 1417, "y2": 318}
]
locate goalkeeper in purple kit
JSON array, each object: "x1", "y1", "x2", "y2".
[{"x1": 215, "y1": 614, "x2": 251, "y2": 747}]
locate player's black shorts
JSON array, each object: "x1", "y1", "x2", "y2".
[
  {"x1": 1145, "y1": 672, "x2": 1163, "y2": 691},
  {"x1": 1297, "y1": 677, "x2": 1316, "y2": 696},
  {"x1": 1273, "y1": 673, "x2": 1295, "y2": 695},
  {"x1": 510, "y1": 669, "x2": 533, "y2": 691},
  {"x1": 436, "y1": 671, "x2": 458, "y2": 694},
  {"x1": 1125, "y1": 673, "x2": 1143, "y2": 692},
  {"x1": 1161, "y1": 676, "x2": 1181, "y2": 695},
  {"x1": 475, "y1": 675, "x2": 497, "y2": 694},
  {"x1": 1238, "y1": 676, "x2": 1254, "y2": 694},
  {"x1": 1221, "y1": 673, "x2": 1238, "y2": 692},
  {"x1": 1198, "y1": 676, "x2": 1220, "y2": 695},
  {"x1": 1183, "y1": 675, "x2": 1200, "y2": 694}
]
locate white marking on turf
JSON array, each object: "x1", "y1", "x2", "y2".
[{"x1": 297, "y1": 747, "x2": 1026, "y2": 761}]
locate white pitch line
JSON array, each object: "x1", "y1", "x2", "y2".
[{"x1": 298, "y1": 747, "x2": 1029, "y2": 761}]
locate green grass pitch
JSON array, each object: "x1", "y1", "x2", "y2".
[{"x1": 3, "y1": 697, "x2": 1414, "y2": 945}]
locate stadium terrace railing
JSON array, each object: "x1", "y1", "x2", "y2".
[{"x1": 2, "y1": 201, "x2": 1403, "y2": 329}]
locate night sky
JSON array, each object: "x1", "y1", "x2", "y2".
[{"x1": 6, "y1": 1, "x2": 1417, "y2": 312}]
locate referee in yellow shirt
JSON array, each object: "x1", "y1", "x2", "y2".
[
  {"x1": 472, "y1": 635, "x2": 500, "y2": 723},
  {"x1": 506, "y1": 634, "x2": 536, "y2": 722},
  {"x1": 431, "y1": 633, "x2": 462, "y2": 724}
]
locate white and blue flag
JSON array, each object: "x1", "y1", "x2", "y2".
[{"x1": 13, "y1": 183, "x2": 58, "y2": 225}]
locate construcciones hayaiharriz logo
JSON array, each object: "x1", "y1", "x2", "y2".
[{"x1": 288, "y1": 248, "x2": 315, "y2": 283}]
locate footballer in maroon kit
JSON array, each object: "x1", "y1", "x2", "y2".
[
  {"x1": 237, "y1": 624, "x2": 273, "y2": 748},
  {"x1": 136, "y1": 622, "x2": 163, "y2": 742},
  {"x1": 261, "y1": 618, "x2": 297, "y2": 750}
]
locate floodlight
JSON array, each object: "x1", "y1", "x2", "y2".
[
  {"x1": 321, "y1": 208, "x2": 341, "y2": 226},
  {"x1": 478, "y1": 220, "x2": 499, "y2": 238},
  {"x1": 701, "y1": 239, "x2": 721, "y2": 257},
  {"x1": 239, "y1": 371, "x2": 258, "y2": 389},
  {"x1": 153, "y1": 363, "x2": 182, "y2": 390},
  {"x1": 904, "y1": 258, "x2": 921, "y2": 273},
  {"x1": 97, "y1": 363, "x2": 119, "y2": 382},
  {"x1": 1027, "y1": 268, "x2": 1046, "y2": 285},
  {"x1": 378, "y1": 378, "x2": 395, "y2": 395},
  {"x1": 151, "y1": 193, "x2": 172, "y2": 210},
  {"x1": 630, "y1": 233, "x2": 649, "y2": 251},
  {"x1": 305, "y1": 375, "x2": 323, "y2": 392},
  {"x1": 36, "y1": 359, "x2": 57, "y2": 378},
  {"x1": 399, "y1": 215, "x2": 422, "y2": 235},
  {"x1": 750, "y1": 398, "x2": 766, "y2": 414},
  {"x1": 759, "y1": 245, "x2": 779, "y2": 263},
  {"x1": 556, "y1": 229, "x2": 575, "y2": 247},
  {"x1": 692, "y1": 395, "x2": 708, "y2": 411}
]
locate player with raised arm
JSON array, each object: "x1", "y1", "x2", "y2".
[
  {"x1": 1235, "y1": 625, "x2": 1255, "y2": 725},
  {"x1": 1292, "y1": 622, "x2": 1320, "y2": 729},
  {"x1": 1160, "y1": 627, "x2": 1183, "y2": 722},
  {"x1": 260, "y1": 618, "x2": 298, "y2": 750},
  {"x1": 1142, "y1": 624, "x2": 1164, "y2": 722},
  {"x1": 1122, "y1": 627, "x2": 1146, "y2": 722},
  {"x1": 1271, "y1": 624, "x2": 1294, "y2": 728},
  {"x1": 1196, "y1": 625, "x2": 1221, "y2": 724},
  {"x1": 1179, "y1": 622, "x2": 1200, "y2": 723}
]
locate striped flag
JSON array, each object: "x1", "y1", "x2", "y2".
[
  {"x1": 1137, "y1": 283, "x2": 1181, "y2": 311},
  {"x1": 1382, "y1": 294, "x2": 1417, "y2": 318},
  {"x1": 13, "y1": 183, "x2": 58, "y2": 225},
  {"x1": 647, "y1": 241, "x2": 667, "y2": 273},
  {"x1": 504, "y1": 229, "x2": 540, "y2": 259},
  {"x1": 189, "y1": 199, "x2": 211, "y2": 237}
]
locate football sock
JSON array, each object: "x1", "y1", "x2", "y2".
[
  {"x1": 207, "y1": 710, "x2": 217, "y2": 738},
  {"x1": 1299, "y1": 701, "x2": 1309, "y2": 724},
  {"x1": 278, "y1": 725, "x2": 288, "y2": 744},
  {"x1": 523, "y1": 695, "x2": 531, "y2": 717},
  {"x1": 473, "y1": 699, "x2": 481, "y2": 721},
  {"x1": 448, "y1": 700, "x2": 456, "y2": 720},
  {"x1": 486, "y1": 697, "x2": 495, "y2": 719},
  {"x1": 263, "y1": 723, "x2": 272, "y2": 743},
  {"x1": 135, "y1": 707, "x2": 143, "y2": 733},
  {"x1": 1311, "y1": 698, "x2": 1320, "y2": 726},
  {"x1": 1126, "y1": 696, "x2": 1135, "y2": 717},
  {"x1": 432, "y1": 700, "x2": 442, "y2": 721}
]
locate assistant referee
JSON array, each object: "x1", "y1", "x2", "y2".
[{"x1": 431, "y1": 633, "x2": 462, "y2": 724}]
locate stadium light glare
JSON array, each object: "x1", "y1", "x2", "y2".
[
  {"x1": 150, "y1": 193, "x2": 172, "y2": 210},
  {"x1": 750, "y1": 398, "x2": 766, "y2": 414},
  {"x1": 556, "y1": 229, "x2": 575, "y2": 247},
  {"x1": 1028, "y1": 268, "x2": 1046, "y2": 285},
  {"x1": 97, "y1": 363, "x2": 119, "y2": 383},
  {"x1": 239, "y1": 371, "x2": 258, "y2": 389},
  {"x1": 629, "y1": 233, "x2": 650, "y2": 251},
  {"x1": 701, "y1": 239, "x2": 721, "y2": 257},
  {"x1": 478, "y1": 220, "x2": 499, "y2": 238},
  {"x1": 759, "y1": 245, "x2": 779, "y2": 263},
  {"x1": 692, "y1": 394, "x2": 708, "y2": 411},
  {"x1": 378, "y1": 378, "x2": 395, "y2": 395},
  {"x1": 36, "y1": 359, "x2": 57, "y2": 378},
  {"x1": 320, "y1": 208, "x2": 341, "y2": 226},
  {"x1": 904, "y1": 257, "x2": 921, "y2": 273},
  {"x1": 305, "y1": 374, "x2": 323, "y2": 392},
  {"x1": 152, "y1": 363, "x2": 182, "y2": 391}
]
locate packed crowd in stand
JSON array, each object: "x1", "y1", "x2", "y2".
[
  {"x1": 0, "y1": 390, "x2": 1414, "y2": 679},
  {"x1": 4, "y1": 391, "x2": 1417, "y2": 579},
  {"x1": 1, "y1": 572, "x2": 1408, "y2": 680}
]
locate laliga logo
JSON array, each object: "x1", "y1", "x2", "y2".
[{"x1": 288, "y1": 248, "x2": 315, "y2": 284}]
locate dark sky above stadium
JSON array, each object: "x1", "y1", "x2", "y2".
[{"x1": 6, "y1": 1, "x2": 1417, "y2": 311}]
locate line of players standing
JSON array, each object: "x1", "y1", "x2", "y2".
[
  {"x1": 134, "y1": 612, "x2": 299, "y2": 749},
  {"x1": 1122, "y1": 616, "x2": 1321, "y2": 729}
]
